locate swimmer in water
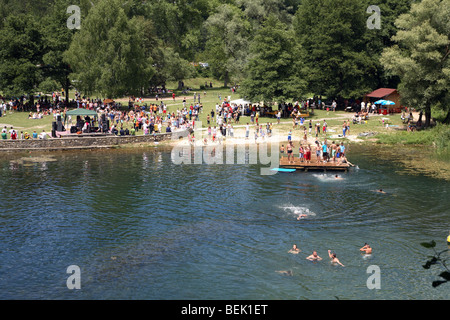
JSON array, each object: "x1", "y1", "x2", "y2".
[
  {"x1": 328, "y1": 250, "x2": 344, "y2": 267},
  {"x1": 276, "y1": 270, "x2": 293, "y2": 276},
  {"x1": 288, "y1": 244, "x2": 301, "y2": 254},
  {"x1": 297, "y1": 213, "x2": 308, "y2": 220},
  {"x1": 375, "y1": 189, "x2": 386, "y2": 194},
  {"x1": 334, "y1": 175, "x2": 343, "y2": 180},
  {"x1": 306, "y1": 251, "x2": 322, "y2": 261},
  {"x1": 360, "y1": 243, "x2": 373, "y2": 254}
]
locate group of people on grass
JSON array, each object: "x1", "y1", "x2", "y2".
[{"x1": 1, "y1": 126, "x2": 49, "y2": 140}]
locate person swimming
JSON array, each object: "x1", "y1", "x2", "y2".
[
  {"x1": 334, "y1": 175, "x2": 343, "y2": 180},
  {"x1": 375, "y1": 189, "x2": 386, "y2": 194},
  {"x1": 306, "y1": 251, "x2": 322, "y2": 262},
  {"x1": 328, "y1": 250, "x2": 344, "y2": 267},
  {"x1": 276, "y1": 270, "x2": 293, "y2": 276},
  {"x1": 288, "y1": 244, "x2": 301, "y2": 254},
  {"x1": 360, "y1": 243, "x2": 373, "y2": 254},
  {"x1": 296, "y1": 213, "x2": 308, "y2": 220}
]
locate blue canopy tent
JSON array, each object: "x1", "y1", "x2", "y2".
[{"x1": 374, "y1": 99, "x2": 395, "y2": 105}]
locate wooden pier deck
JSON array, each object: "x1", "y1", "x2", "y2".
[{"x1": 279, "y1": 156, "x2": 352, "y2": 172}]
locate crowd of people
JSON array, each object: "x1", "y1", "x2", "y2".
[
  {"x1": 281, "y1": 137, "x2": 348, "y2": 165},
  {"x1": 1, "y1": 126, "x2": 50, "y2": 140}
]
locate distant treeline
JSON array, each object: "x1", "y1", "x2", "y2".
[{"x1": 0, "y1": 0, "x2": 448, "y2": 125}]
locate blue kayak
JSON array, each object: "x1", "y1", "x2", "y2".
[{"x1": 271, "y1": 168, "x2": 296, "y2": 172}]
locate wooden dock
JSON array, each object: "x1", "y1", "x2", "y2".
[{"x1": 279, "y1": 156, "x2": 352, "y2": 172}]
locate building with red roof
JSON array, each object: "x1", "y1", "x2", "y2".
[{"x1": 364, "y1": 88, "x2": 403, "y2": 114}]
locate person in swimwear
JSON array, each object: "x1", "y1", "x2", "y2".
[
  {"x1": 297, "y1": 213, "x2": 307, "y2": 220},
  {"x1": 289, "y1": 244, "x2": 301, "y2": 254},
  {"x1": 276, "y1": 270, "x2": 293, "y2": 276},
  {"x1": 306, "y1": 251, "x2": 322, "y2": 261},
  {"x1": 375, "y1": 189, "x2": 386, "y2": 194},
  {"x1": 335, "y1": 175, "x2": 343, "y2": 180},
  {"x1": 360, "y1": 243, "x2": 372, "y2": 254},
  {"x1": 328, "y1": 250, "x2": 344, "y2": 267},
  {"x1": 287, "y1": 142, "x2": 294, "y2": 163}
]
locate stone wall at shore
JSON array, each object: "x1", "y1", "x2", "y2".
[{"x1": 0, "y1": 131, "x2": 188, "y2": 151}]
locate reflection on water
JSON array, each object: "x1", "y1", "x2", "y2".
[{"x1": 0, "y1": 145, "x2": 449, "y2": 299}]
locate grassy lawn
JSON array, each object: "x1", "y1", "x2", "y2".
[{"x1": 0, "y1": 77, "x2": 425, "y2": 143}]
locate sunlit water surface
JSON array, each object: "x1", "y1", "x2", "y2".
[{"x1": 0, "y1": 144, "x2": 448, "y2": 299}]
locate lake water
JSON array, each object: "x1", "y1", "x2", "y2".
[{"x1": 0, "y1": 144, "x2": 449, "y2": 300}]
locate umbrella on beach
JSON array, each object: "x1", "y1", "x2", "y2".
[{"x1": 374, "y1": 99, "x2": 395, "y2": 105}]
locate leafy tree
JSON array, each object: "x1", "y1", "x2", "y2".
[
  {"x1": 0, "y1": 14, "x2": 44, "y2": 97},
  {"x1": 240, "y1": 15, "x2": 306, "y2": 104},
  {"x1": 236, "y1": 0, "x2": 298, "y2": 28},
  {"x1": 146, "y1": 0, "x2": 214, "y2": 61},
  {"x1": 63, "y1": 0, "x2": 154, "y2": 98},
  {"x1": 40, "y1": 0, "x2": 78, "y2": 100},
  {"x1": 203, "y1": 4, "x2": 251, "y2": 87},
  {"x1": 293, "y1": 0, "x2": 379, "y2": 99},
  {"x1": 151, "y1": 46, "x2": 195, "y2": 90},
  {"x1": 380, "y1": 0, "x2": 450, "y2": 126}
]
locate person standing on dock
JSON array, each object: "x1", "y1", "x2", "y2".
[
  {"x1": 315, "y1": 142, "x2": 321, "y2": 163},
  {"x1": 305, "y1": 145, "x2": 311, "y2": 163},
  {"x1": 340, "y1": 142, "x2": 346, "y2": 158},
  {"x1": 287, "y1": 142, "x2": 294, "y2": 163},
  {"x1": 322, "y1": 141, "x2": 328, "y2": 162},
  {"x1": 299, "y1": 145, "x2": 304, "y2": 162}
]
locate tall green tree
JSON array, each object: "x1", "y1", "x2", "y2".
[
  {"x1": 64, "y1": 0, "x2": 154, "y2": 98},
  {"x1": 293, "y1": 0, "x2": 379, "y2": 100},
  {"x1": 40, "y1": 0, "x2": 78, "y2": 100},
  {"x1": 0, "y1": 14, "x2": 44, "y2": 97},
  {"x1": 380, "y1": 0, "x2": 450, "y2": 126},
  {"x1": 146, "y1": 0, "x2": 214, "y2": 61},
  {"x1": 240, "y1": 15, "x2": 306, "y2": 103},
  {"x1": 203, "y1": 4, "x2": 251, "y2": 87}
]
